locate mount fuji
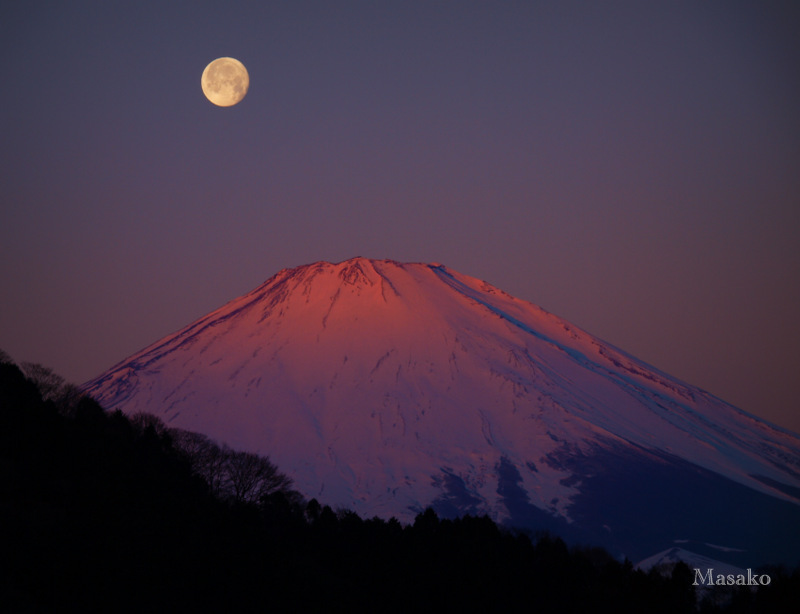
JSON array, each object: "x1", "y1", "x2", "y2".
[{"x1": 83, "y1": 257, "x2": 800, "y2": 566}]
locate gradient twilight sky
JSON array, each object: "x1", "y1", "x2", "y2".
[{"x1": 1, "y1": 1, "x2": 798, "y2": 433}]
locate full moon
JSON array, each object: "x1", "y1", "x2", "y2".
[{"x1": 201, "y1": 57, "x2": 249, "y2": 107}]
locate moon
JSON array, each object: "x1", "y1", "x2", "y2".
[{"x1": 201, "y1": 57, "x2": 249, "y2": 107}]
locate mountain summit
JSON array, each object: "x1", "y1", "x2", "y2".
[{"x1": 84, "y1": 257, "x2": 800, "y2": 565}]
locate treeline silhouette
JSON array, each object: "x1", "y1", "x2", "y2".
[{"x1": 1, "y1": 353, "x2": 797, "y2": 613}]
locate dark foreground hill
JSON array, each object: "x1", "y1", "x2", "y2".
[{"x1": 3, "y1": 357, "x2": 799, "y2": 613}]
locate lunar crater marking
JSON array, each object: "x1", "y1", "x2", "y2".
[{"x1": 201, "y1": 57, "x2": 249, "y2": 107}]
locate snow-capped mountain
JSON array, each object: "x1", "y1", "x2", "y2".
[
  {"x1": 636, "y1": 546, "x2": 747, "y2": 576},
  {"x1": 83, "y1": 257, "x2": 800, "y2": 566}
]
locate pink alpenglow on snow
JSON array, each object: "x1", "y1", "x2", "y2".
[{"x1": 83, "y1": 258, "x2": 800, "y2": 567}]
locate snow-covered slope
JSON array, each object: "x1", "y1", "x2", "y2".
[
  {"x1": 637, "y1": 540, "x2": 754, "y2": 574},
  {"x1": 83, "y1": 258, "x2": 800, "y2": 565}
]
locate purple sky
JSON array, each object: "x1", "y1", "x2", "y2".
[{"x1": 2, "y1": 1, "x2": 798, "y2": 433}]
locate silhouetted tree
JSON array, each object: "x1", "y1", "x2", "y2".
[
  {"x1": 306, "y1": 497, "x2": 322, "y2": 523},
  {"x1": 130, "y1": 411, "x2": 170, "y2": 436},
  {"x1": 223, "y1": 449, "x2": 293, "y2": 504},
  {"x1": 413, "y1": 507, "x2": 440, "y2": 532},
  {"x1": 17, "y1": 361, "x2": 89, "y2": 416},
  {"x1": 170, "y1": 428, "x2": 228, "y2": 496},
  {"x1": 19, "y1": 362, "x2": 66, "y2": 401}
]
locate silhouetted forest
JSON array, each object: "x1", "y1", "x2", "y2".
[{"x1": 1, "y1": 353, "x2": 797, "y2": 613}]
